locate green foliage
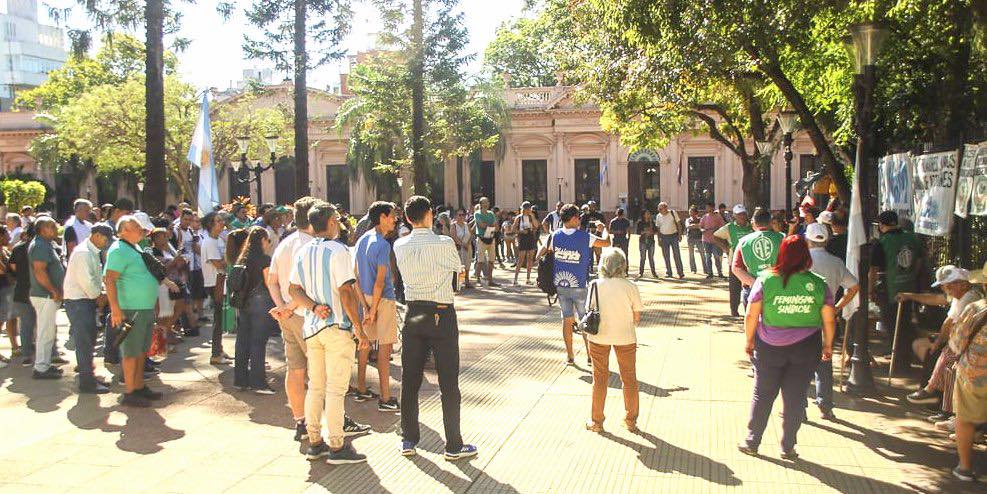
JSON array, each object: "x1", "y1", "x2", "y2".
[
  {"x1": 483, "y1": 16, "x2": 559, "y2": 88},
  {"x1": 233, "y1": 0, "x2": 353, "y2": 70},
  {"x1": 0, "y1": 180, "x2": 48, "y2": 211},
  {"x1": 15, "y1": 33, "x2": 178, "y2": 111},
  {"x1": 210, "y1": 92, "x2": 295, "y2": 171}
]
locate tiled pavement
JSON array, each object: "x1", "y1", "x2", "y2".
[{"x1": 0, "y1": 244, "x2": 983, "y2": 493}]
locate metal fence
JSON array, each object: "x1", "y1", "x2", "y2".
[{"x1": 922, "y1": 214, "x2": 987, "y2": 271}]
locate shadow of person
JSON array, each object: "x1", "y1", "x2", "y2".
[
  {"x1": 4, "y1": 365, "x2": 73, "y2": 413},
  {"x1": 113, "y1": 406, "x2": 185, "y2": 454},
  {"x1": 759, "y1": 455, "x2": 914, "y2": 494},
  {"x1": 576, "y1": 374, "x2": 688, "y2": 398},
  {"x1": 306, "y1": 448, "x2": 386, "y2": 493},
  {"x1": 600, "y1": 429, "x2": 742, "y2": 486}
]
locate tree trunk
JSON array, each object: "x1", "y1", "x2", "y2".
[
  {"x1": 944, "y1": 0, "x2": 972, "y2": 148},
  {"x1": 144, "y1": 0, "x2": 166, "y2": 214},
  {"x1": 293, "y1": 0, "x2": 310, "y2": 198},
  {"x1": 761, "y1": 62, "x2": 851, "y2": 202},
  {"x1": 410, "y1": 0, "x2": 427, "y2": 194}
]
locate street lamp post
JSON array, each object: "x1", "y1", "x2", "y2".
[
  {"x1": 137, "y1": 180, "x2": 145, "y2": 210},
  {"x1": 556, "y1": 177, "x2": 564, "y2": 203},
  {"x1": 845, "y1": 22, "x2": 888, "y2": 393},
  {"x1": 232, "y1": 135, "x2": 279, "y2": 204},
  {"x1": 776, "y1": 109, "x2": 799, "y2": 215}
]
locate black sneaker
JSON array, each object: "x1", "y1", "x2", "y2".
[
  {"x1": 51, "y1": 355, "x2": 69, "y2": 365},
  {"x1": 343, "y1": 416, "x2": 372, "y2": 436},
  {"x1": 781, "y1": 448, "x2": 799, "y2": 461},
  {"x1": 737, "y1": 442, "x2": 758, "y2": 456},
  {"x1": 353, "y1": 388, "x2": 378, "y2": 403},
  {"x1": 819, "y1": 408, "x2": 837, "y2": 421},
  {"x1": 32, "y1": 367, "x2": 63, "y2": 379},
  {"x1": 378, "y1": 398, "x2": 400, "y2": 412},
  {"x1": 294, "y1": 421, "x2": 308, "y2": 442},
  {"x1": 79, "y1": 382, "x2": 111, "y2": 394},
  {"x1": 120, "y1": 392, "x2": 151, "y2": 408},
  {"x1": 135, "y1": 386, "x2": 163, "y2": 400},
  {"x1": 22, "y1": 357, "x2": 33, "y2": 367},
  {"x1": 346, "y1": 386, "x2": 360, "y2": 397},
  {"x1": 306, "y1": 441, "x2": 331, "y2": 460},
  {"x1": 327, "y1": 445, "x2": 368, "y2": 465},
  {"x1": 907, "y1": 389, "x2": 939, "y2": 405}
]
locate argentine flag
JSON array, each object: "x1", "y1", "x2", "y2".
[{"x1": 188, "y1": 92, "x2": 220, "y2": 216}]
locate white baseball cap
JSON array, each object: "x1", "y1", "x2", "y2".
[
  {"x1": 805, "y1": 223, "x2": 829, "y2": 243},
  {"x1": 818, "y1": 211, "x2": 835, "y2": 225},
  {"x1": 732, "y1": 204, "x2": 747, "y2": 215},
  {"x1": 133, "y1": 211, "x2": 155, "y2": 232},
  {"x1": 931, "y1": 265, "x2": 970, "y2": 287}
]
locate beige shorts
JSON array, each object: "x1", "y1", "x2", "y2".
[
  {"x1": 364, "y1": 295, "x2": 399, "y2": 345},
  {"x1": 954, "y1": 378, "x2": 987, "y2": 424},
  {"x1": 278, "y1": 314, "x2": 307, "y2": 370}
]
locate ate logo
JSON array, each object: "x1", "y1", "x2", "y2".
[
  {"x1": 751, "y1": 236, "x2": 774, "y2": 261},
  {"x1": 897, "y1": 247, "x2": 915, "y2": 270},
  {"x1": 805, "y1": 282, "x2": 815, "y2": 292}
]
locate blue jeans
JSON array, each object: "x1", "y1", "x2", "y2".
[
  {"x1": 65, "y1": 299, "x2": 99, "y2": 388},
  {"x1": 702, "y1": 241, "x2": 723, "y2": 276},
  {"x1": 13, "y1": 301, "x2": 36, "y2": 356},
  {"x1": 658, "y1": 234, "x2": 683, "y2": 277},
  {"x1": 557, "y1": 286, "x2": 588, "y2": 320},
  {"x1": 234, "y1": 292, "x2": 275, "y2": 389},
  {"x1": 746, "y1": 334, "x2": 822, "y2": 451}
]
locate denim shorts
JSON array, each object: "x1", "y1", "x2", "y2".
[{"x1": 557, "y1": 286, "x2": 588, "y2": 320}]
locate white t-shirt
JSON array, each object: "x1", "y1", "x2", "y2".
[
  {"x1": 65, "y1": 216, "x2": 92, "y2": 245},
  {"x1": 8, "y1": 226, "x2": 22, "y2": 245},
  {"x1": 270, "y1": 230, "x2": 313, "y2": 316},
  {"x1": 587, "y1": 277, "x2": 643, "y2": 346},
  {"x1": 655, "y1": 211, "x2": 680, "y2": 235},
  {"x1": 201, "y1": 234, "x2": 225, "y2": 288},
  {"x1": 948, "y1": 289, "x2": 983, "y2": 322}
]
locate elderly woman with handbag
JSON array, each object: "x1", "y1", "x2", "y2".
[
  {"x1": 739, "y1": 235, "x2": 835, "y2": 460},
  {"x1": 583, "y1": 247, "x2": 643, "y2": 433}
]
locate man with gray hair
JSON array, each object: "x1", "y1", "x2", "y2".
[
  {"x1": 805, "y1": 223, "x2": 859, "y2": 420},
  {"x1": 104, "y1": 215, "x2": 166, "y2": 407},
  {"x1": 64, "y1": 198, "x2": 93, "y2": 254},
  {"x1": 28, "y1": 216, "x2": 65, "y2": 379},
  {"x1": 64, "y1": 224, "x2": 115, "y2": 393}
]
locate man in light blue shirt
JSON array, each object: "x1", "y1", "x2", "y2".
[{"x1": 353, "y1": 201, "x2": 400, "y2": 412}]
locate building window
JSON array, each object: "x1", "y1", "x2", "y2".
[
  {"x1": 427, "y1": 164, "x2": 445, "y2": 208},
  {"x1": 687, "y1": 156, "x2": 715, "y2": 209},
  {"x1": 574, "y1": 158, "x2": 601, "y2": 206},
  {"x1": 470, "y1": 160, "x2": 495, "y2": 206},
  {"x1": 326, "y1": 164, "x2": 350, "y2": 211},
  {"x1": 274, "y1": 159, "x2": 296, "y2": 205},
  {"x1": 521, "y1": 159, "x2": 548, "y2": 210}
]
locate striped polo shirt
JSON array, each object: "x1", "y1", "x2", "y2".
[
  {"x1": 288, "y1": 237, "x2": 355, "y2": 338},
  {"x1": 394, "y1": 228, "x2": 462, "y2": 304}
]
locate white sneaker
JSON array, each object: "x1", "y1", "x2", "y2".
[{"x1": 935, "y1": 417, "x2": 956, "y2": 432}]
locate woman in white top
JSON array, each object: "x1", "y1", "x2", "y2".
[
  {"x1": 451, "y1": 209, "x2": 475, "y2": 290},
  {"x1": 513, "y1": 201, "x2": 540, "y2": 285},
  {"x1": 585, "y1": 247, "x2": 643, "y2": 433}
]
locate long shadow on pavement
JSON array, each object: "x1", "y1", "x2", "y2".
[
  {"x1": 577, "y1": 373, "x2": 688, "y2": 398},
  {"x1": 601, "y1": 429, "x2": 742, "y2": 486},
  {"x1": 759, "y1": 455, "x2": 915, "y2": 493},
  {"x1": 66, "y1": 393, "x2": 185, "y2": 454}
]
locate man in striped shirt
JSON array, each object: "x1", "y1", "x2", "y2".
[
  {"x1": 287, "y1": 201, "x2": 369, "y2": 465},
  {"x1": 394, "y1": 195, "x2": 478, "y2": 461}
]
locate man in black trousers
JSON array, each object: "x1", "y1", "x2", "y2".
[{"x1": 392, "y1": 195, "x2": 477, "y2": 461}]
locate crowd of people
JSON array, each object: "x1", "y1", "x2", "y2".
[{"x1": 0, "y1": 191, "x2": 984, "y2": 481}]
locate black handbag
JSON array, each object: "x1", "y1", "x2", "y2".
[{"x1": 579, "y1": 281, "x2": 601, "y2": 335}]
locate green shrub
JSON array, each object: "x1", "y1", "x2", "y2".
[{"x1": 0, "y1": 179, "x2": 48, "y2": 212}]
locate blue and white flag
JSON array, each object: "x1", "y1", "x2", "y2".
[
  {"x1": 188, "y1": 92, "x2": 220, "y2": 216},
  {"x1": 843, "y1": 153, "x2": 866, "y2": 320},
  {"x1": 599, "y1": 161, "x2": 608, "y2": 182}
]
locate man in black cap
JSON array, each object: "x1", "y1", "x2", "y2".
[{"x1": 64, "y1": 224, "x2": 115, "y2": 393}]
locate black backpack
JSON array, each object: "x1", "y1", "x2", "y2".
[
  {"x1": 537, "y1": 251, "x2": 557, "y2": 305},
  {"x1": 227, "y1": 264, "x2": 251, "y2": 309}
]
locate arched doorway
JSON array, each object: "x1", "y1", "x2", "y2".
[{"x1": 628, "y1": 149, "x2": 662, "y2": 219}]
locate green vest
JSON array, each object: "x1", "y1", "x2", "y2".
[
  {"x1": 878, "y1": 230, "x2": 921, "y2": 301},
  {"x1": 727, "y1": 222, "x2": 754, "y2": 250},
  {"x1": 738, "y1": 230, "x2": 784, "y2": 276},
  {"x1": 761, "y1": 271, "x2": 827, "y2": 328}
]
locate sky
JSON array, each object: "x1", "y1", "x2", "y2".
[{"x1": 40, "y1": 0, "x2": 530, "y2": 91}]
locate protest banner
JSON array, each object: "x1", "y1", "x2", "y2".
[
  {"x1": 912, "y1": 151, "x2": 959, "y2": 236},
  {"x1": 879, "y1": 152, "x2": 913, "y2": 221},
  {"x1": 955, "y1": 144, "x2": 979, "y2": 218},
  {"x1": 973, "y1": 143, "x2": 987, "y2": 216}
]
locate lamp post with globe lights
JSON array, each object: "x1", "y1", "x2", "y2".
[
  {"x1": 232, "y1": 135, "x2": 280, "y2": 204},
  {"x1": 776, "y1": 109, "x2": 799, "y2": 215}
]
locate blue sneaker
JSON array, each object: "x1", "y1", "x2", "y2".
[
  {"x1": 444, "y1": 444, "x2": 478, "y2": 461},
  {"x1": 400, "y1": 440, "x2": 417, "y2": 456}
]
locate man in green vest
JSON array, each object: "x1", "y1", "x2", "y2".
[
  {"x1": 869, "y1": 210, "x2": 925, "y2": 372},
  {"x1": 733, "y1": 209, "x2": 784, "y2": 309},
  {"x1": 713, "y1": 205, "x2": 754, "y2": 317}
]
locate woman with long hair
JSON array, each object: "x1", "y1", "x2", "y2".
[
  {"x1": 739, "y1": 235, "x2": 835, "y2": 460},
  {"x1": 150, "y1": 228, "x2": 188, "y2": 345},
  {"x1": 232, "y1": 226, "x2": 277, "y2": 394},
  {"x1": 636, "y1": 210, "x2": 657, "y2": 278},
  {"x1": 513, "y1": 202, "x2": 539, "y2": 285}
]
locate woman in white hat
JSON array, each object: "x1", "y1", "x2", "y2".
[{"x1": 948, "y1": 262, "x2": 987, "y2": 481}]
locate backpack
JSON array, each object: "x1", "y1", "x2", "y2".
[
  {"x1": 227, "y1": 264, "x2": 251, "y2": 309},
  {"x1": 537, "y1": 236, "x2": 558, "y2": 306}
]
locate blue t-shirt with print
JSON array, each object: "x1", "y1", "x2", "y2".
[
  {"x1": 355, "y1": 230, "x2": 395, "y2": 300},
  {"x1": 552, "y1": 229, "x2": 592, "y2": 288}
]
